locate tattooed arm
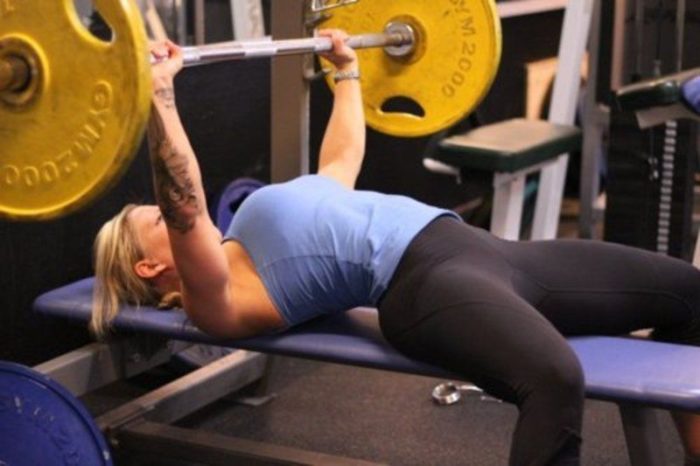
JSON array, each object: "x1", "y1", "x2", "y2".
[
  {"x1": 149, "y1": 86, "x2": 205, "y2": 232},
  {"x1": 148, "y1": 41, "x2": 234, "y2": 335}
]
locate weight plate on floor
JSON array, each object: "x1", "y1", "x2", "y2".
[
  {"x1": 214, "y1": 178, "x2": 265, "y2": 233},
  {"x1": 0, "y1": 361, "x2": 112, "y2": 465}
]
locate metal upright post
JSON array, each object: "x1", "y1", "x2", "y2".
[
  {"x1": 578, "y1": 0, "x2": 609, "y2": 238},
  {"x1": 230, "y1": 0, "x2": 265, "y2": 40},
  {"x1": 531, "y1": 0, "x2": 596, "y2": 240},
  {"x1": 610, "y1": 0, "x2": 630, "y2": 90},
  {"x1": 174, "y1": 0, "x2": 187, "y2": 43},
  {"x1": 194, "y1": 0, "x2": 206, "y2": 44},
  {"x1": 271, "y1": 0, "x2": 311, "y2": 182}
]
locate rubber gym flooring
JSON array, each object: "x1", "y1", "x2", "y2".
[{"x1": 84, "y1": 355, "x2": 686, "y2": 466}]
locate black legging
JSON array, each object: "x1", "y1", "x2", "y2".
[{"x1": 378, "y1": 217, "x2": 700, "y2": 466}]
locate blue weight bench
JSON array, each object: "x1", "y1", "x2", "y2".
[{"x1": 33, "y1": 277, "x2": 700, "y2": 466}]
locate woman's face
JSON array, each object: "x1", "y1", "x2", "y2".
[{"x1": 129, "y1": 205, "x2": 173, "y2": 266}]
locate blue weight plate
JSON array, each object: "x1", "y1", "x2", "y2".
[
  {"x1": 0, "y1": 361, "x2": 112, "y2": 465},
  {"x1": 214, "y1": 178, "x2": 265, "y2": 233}
]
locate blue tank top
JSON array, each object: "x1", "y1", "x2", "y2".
[{"x1": 224, "y1": 175, "x2": 459, "y2": 327}]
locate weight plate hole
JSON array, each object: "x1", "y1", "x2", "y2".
[
  {"x1": 381, "y1": 96, "x2": 425, "y2": 118},
  {"x1": 73, "y1": 1, "x2": 114, "y2": 43}
]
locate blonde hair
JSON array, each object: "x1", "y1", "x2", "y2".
[{"x1": 91, "y1": 204, "x2": 181, "y2": 339}]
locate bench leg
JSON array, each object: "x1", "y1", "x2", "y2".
[
  {"x1": 578, "y1": 0, "x2": 606, "y2": 239},
  {"x1": 618, "y1": 404, "x2": 667, "y2": 466},
  {"x1": 226, "y1": 354, "x2": 279, "y2": 407},
  {"x1": 531, "y1": 155, "x2": 569, "y2": 240},
  {"x1": 491, "y1": 172, "x2": 525, "y2": 240}
]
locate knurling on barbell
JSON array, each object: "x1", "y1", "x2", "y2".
[{"x1": 0, "y1": 0, "x2": 500, "y2": 221}]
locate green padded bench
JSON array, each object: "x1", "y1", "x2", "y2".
[
  {"x1": 616, "y1": 67, "x2": 700, "y2": 129},
  {"x1": 426, "y1": 118, "x2": 581, "y2": 240},
  {"x1": 437, "y1": 118, "x2": 582, "y2": 172}
]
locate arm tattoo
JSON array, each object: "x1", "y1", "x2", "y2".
[
  {"x1": 154, "y1": 87, "x2": 176, "y2": 109},
  {"x1": 148, "y1": 102, "x2": 201, "y2": 233}
]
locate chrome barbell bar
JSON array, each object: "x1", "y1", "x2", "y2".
[
  {"x1": 0, "y1": 23, "x2": 416, "y2": 92},
  {"x1": 179, "y1": 22, "x2": 416, "y2": 67}
]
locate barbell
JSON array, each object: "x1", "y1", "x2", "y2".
[
  {"x1": 178, "y1": 24, "x2": 415, "y2": 65},
  {"x1": 0, "y1": 0, "x2": 501, "y2": 221}
]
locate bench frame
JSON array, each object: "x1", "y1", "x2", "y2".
[
  {"x1": 31, "y1": 324, "x2": 685, "y2": 466},
  {"x1": 34, "y1": 337, "x2": 388, "y2": 466}
]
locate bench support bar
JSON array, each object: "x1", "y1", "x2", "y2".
[
  {"x1": 34, "y1": 339, "x2": 176, "y2": 397},
  {"x1": 96, "y1": 350, "x2": 266, "y2": 431},
  {"x1": 119, "y1": 420, "x2": 386, "y2": 466}
]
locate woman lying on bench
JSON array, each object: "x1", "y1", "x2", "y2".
[{"x1": 91, "y1": 32, "x2": 700, "y2": 466}]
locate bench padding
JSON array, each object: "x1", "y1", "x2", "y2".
[
  {"x1": 34, "y1": 278, "x2": 700, "y2": 411},
  {"x1": 436, "y1": 118, "x2": 582, "y2": 173}
]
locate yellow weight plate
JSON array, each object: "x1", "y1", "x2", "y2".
[
  {"x1": 320, "y1": 0, "x2": 502, "y2": 137},
  {"x1": 0, "y1": 0, "x2": 151, "y2": 221}
]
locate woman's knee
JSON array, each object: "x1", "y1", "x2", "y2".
[
  {"x1": 673, "y1": 266, "x2": 700, "y2": 313},
  {"x1": 509, "y1": 354, "x2": 584, "y2": 466},
  {"x1": 652, "y1": 261, "x2": 700, "y2": 345},
  {"x1": 655, "y1": 257, "x2": 700, "y2": 315},
  {"x1": 522, "y1": 351, "x2": 585, "y2": 404}
]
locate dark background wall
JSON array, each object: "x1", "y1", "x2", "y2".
[
  {"x1": 597, "y1": 0, "x2": 700, "y2": 102},
  {"x1": 601, "y1": 1, "x2": 700, "y2": 259},
  {"x1": 0, "y1": 6, "x2": 564, "y2": 365}
]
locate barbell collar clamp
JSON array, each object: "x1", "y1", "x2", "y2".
[{"x1": 383, "y1": 22, "x2": 416, "y2": 58}]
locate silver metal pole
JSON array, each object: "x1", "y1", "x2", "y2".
[
  {"x1": 610, "y1": 0, "x2": 629, "y2": 90},
  {"x1": 579, "y1": 0, "x2": 607, "y2": 239},
  {"x1": 180, "y1": 29, "x2": 414, "y2": 67},
  {"x1": 676, "y1": 0, "x2": 686, "y2": 72},
  {"x1": 634, "y1": 0, "x2": 644, "y2": 77},
  {"x1": 270, "y1": 0, "x2": 309, "y2": 184}
]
